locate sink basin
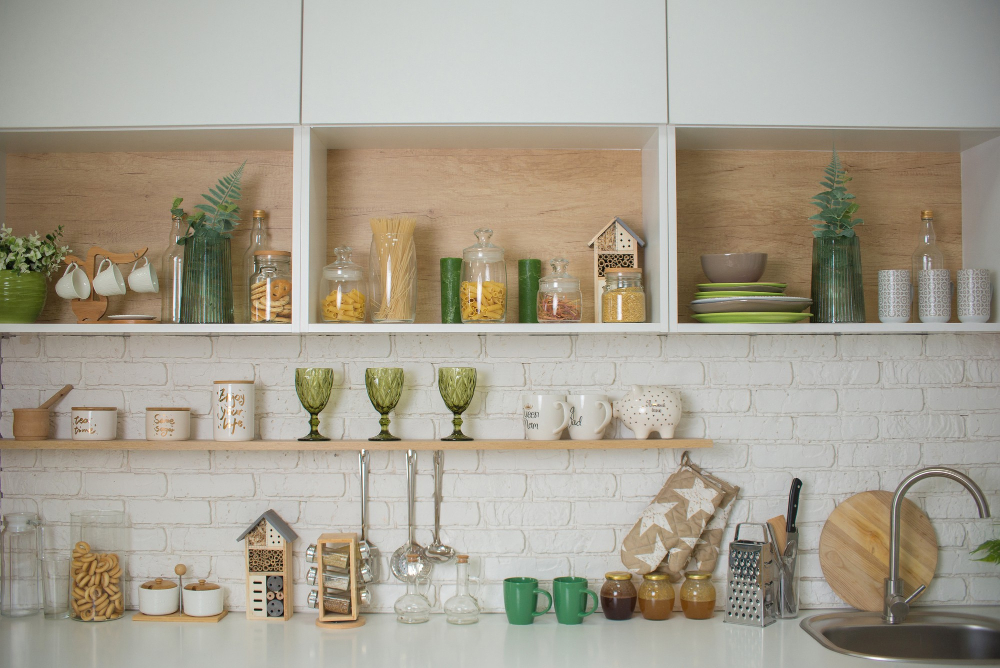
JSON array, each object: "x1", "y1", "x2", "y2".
[{"x1": 801, "y1": 610, "x2": 1000, "y2": 664}]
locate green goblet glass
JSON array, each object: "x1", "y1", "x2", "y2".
[
  {"x1": 295, "y1": 368, "x2": 335, "y2": 441},
  {"x1": 438, "y1": 367, "x2": 476, "y2": 441},
  {"x1": 365, "y1": 367, "x2": 404, "y2": 441}
]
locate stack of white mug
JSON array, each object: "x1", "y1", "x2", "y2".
[
  {"x1": 879, "y1": 268, "x2": 992, "y2": 324},
  {"x1": 55, "y1": 257, "x2": 159, "y2": 301},
  {"x1": 522, "y1": 394, "x2": 611, "y2": 440}
]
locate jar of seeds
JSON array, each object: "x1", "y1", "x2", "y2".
[{"x1": 602, "y1": 268, "x2": 645, "y2": 323}]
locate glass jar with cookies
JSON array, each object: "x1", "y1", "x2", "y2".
[
  {"x1": 249, "y1": 251, "x2": 292, "y2": 324},
  {"x1": 320, "y1": 247, "x2": 367, "y2": 323},
  {"x1": 460, "y1": 228, "x2": 507, "y2": 323}
]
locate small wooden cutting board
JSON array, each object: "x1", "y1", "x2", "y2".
[{"x1": 819, "y1": 490, "x2": 938, "y2": 612}]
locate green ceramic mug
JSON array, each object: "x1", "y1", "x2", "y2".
[
  {"x1": 553, "y1": 576, "x2": 599, "y2": 625},
  {"x1": 503, "y1": 577, "x2": 552, "y2": 625}
]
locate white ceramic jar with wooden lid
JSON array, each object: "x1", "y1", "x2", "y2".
[
  {"x1": 138, "y1": 578, "x2": 179, "y2": 616},
  {"x1": 145, "y1": 408, "x2": 191, "y2": 441},
  {"x1": 182, "y1": 580, "x2": 224, "y2": 617},
  {"x1": 71, "y1": 407, "x2": 117, "y2": 440},
  {"x1": 213, "y1": 380, "x2": 254, "y2": 441}
]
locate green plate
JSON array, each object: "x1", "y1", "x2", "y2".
[
  {"x1": 694, "y1": 291, "x2": 786, "y2": 299},
  {"x1": 692, "y1": 312, "x2": 813, "y2": 324}
]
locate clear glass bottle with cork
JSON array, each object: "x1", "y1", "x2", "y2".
[
  {"x1": 238, "y1": 209, "x2": 268, "y2": 323},
  {"x1": 394, "y1": 553, "x2": 431, "y2": 624},
  {"x1": 161, "y1": 214, "x2": 186, "y2": 323},
  {"x1": 911, "y1": 209, "x2": 945, "y2": 300},
  {"x1": 444, "y1": 554, "x2": 480, "y2": 624}
]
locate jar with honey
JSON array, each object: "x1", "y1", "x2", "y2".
[
  {"x1": 600, "y1": 571, "x2": 636, "y2": 620},
  {"x1": 637, "y1": 572, "x2": 674, "y2": 620},
  {"x1": 680, "y1": 571, "x2": 716, "y2": 620}
]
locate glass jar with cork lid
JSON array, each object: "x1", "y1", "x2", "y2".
[
  {"x1": 602, "y1": 268, "x2": 645, "y2": 323},
  {"x1": 249, "y1": 250, "x2": 292, "y2": 324}
]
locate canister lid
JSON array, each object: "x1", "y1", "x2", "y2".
[
  {"x1": 322, "y1": 246, "x2": 364, "y2": 281},
  {"x1": 605, "y1": 571, "x2": 633, "y2": 581},
  {"x1": 921, "y1": 210, "x2": 934, "y2": 218},
  {"x1": 642, "y1": 572, "x2": 669, "y2": 581},
  {"x1": 185, "y1": 579, "x2": 220, "y2": 591},
  {"x1": 141, "y1": 578, "x2": 177, "y2": 590},
  {"x1": 145, "y1": 407, "x2": 190, "y2": 411},
  {"x1": 685, "y1": 571, "x2": 712, "y2": 580},
  {"x1": 538, "y1": 258, "x2": 580, "y2": 292},
  {"x1": 213, "y1": 380, "x2": 254, "y2": 384},
  {"x1": 462, "y1": 228, "x2": 504, "y2": 262},
  {"x1": 605, "y1": 268, "x2": 642, "y2": 276},
  {"x1": 254, "y1": 250, "x2": 291, "y2": 257},
  {"x1": 71, "y1": 407, "x2": 117, "y2": 411}
]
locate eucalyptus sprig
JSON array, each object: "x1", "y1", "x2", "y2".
[
  {"x1": 809, "y1": 147, "x2": 864, "y2": 238},
  {"x1": 972, "y1": 539, "x2": 1000, "y2": 565},
  {"x1": 171, "y1": 161, "x2": 246, "y2": 244},
  {"x1": 0, "y1": 224, "x2": 71, "y2": 276}
]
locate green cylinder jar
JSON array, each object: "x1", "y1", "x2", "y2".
[
  {"x1": 518, "y1": 259, "x2": 541, "y2": 323},
  {"x1": 440, "y1": 257, "x2": 462, "y2": 324}
]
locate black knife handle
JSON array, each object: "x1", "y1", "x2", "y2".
[{"x1": 786, "y1": 478, "x2": 803, "y2": 533}]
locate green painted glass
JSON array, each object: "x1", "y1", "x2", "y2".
[
  {"x1": 180, "y1": 232, "x2": 234, "y2": 324},
  {"x1": 365, "y1": 368, "x2": 404, "y2": 441},
  {"x1": 295, "y1": 368, "x2": 335, "y2": 441},
  {"x1": 438, "y1": 367, "x2": 476, "y2": 441},
  {"x1": 0, "y1": 270, "x2": 47, "y2": 323},
  {"x1": 811, "y1": 235, "x2": 865, "y2": 323}
]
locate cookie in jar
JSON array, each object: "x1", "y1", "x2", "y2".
[{"x1": 250, "y1": 251, "x2": 292, "y2": 323}]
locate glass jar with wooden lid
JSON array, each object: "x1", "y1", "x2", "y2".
[
  {"x1": 602, "y1": 268, "x2": 645, "y2": 323},
  {"x1": 249, "y1": 250, "x2": 292, "y2": 324},
  {"x1": 638, "y1": 572, "x2": 675, "y2": 620},
  {"x1": 600, "y1": 571, "x2": 637, "y2": 620},
  {"x1": 680, "y1": 571, "x2": 716, "y2": 620}
]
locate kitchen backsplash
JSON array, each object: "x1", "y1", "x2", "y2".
[{"x1": 1, "y1": 332, "x2": 999, "y2": 613}]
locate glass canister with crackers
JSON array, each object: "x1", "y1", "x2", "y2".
[
  {"x1": 70, "y1": 510, "x2": 128, "y2": 622},
  {"x1": 249, "y1": 251, "x2": 293, "y2": 324}
]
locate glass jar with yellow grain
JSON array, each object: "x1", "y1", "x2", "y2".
[
  {"x1": 602, "y1": 268, "x2": 645, "y2": 323},
  {"x1": 321, "y1": 247, "x2": 367, "y2": 323},
  {"x1": 460, "y1": 229, "x2": 507, "y2": 323},
  {"x1": 680, "y1": 571, "x2": 715, "y2": 620}
]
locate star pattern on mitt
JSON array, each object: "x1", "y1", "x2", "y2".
[
  {"x1": 636, "y1": 534, "x2": 669, "y2": 570},
  {"x1": 638, "y1": 502, "x2": 678, "y2": 535},
  {"x1": 674, "y1": 477, "x2": 720, "y2": 520}
]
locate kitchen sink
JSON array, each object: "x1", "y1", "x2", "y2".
[{"x1": 801, "y1": 610, "x2": 1000, "y2": 664}]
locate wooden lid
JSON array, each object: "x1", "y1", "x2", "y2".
[
  {"x1": 141, "y1": 578, "x2": 177, "y2": 590},
  {"x1": 254, "y1": 250, "x2": 291, "y2": 256},
  {"x1": 146, "y1": 407, "x2": 191, "y2": 411},
  {"x1": 213, "y1": 380, "x2": 254, "y2": 384},
  {"x1": 71, "y1": 407, "x2": 117, "y2": 411},
  {"x1": 185, "y1": 579, "x2": 220, "y2": 591}
]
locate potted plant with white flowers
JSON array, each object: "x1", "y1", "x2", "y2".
[{"x1": 0, "y1": 225, "x2": 70, "y2": 323}]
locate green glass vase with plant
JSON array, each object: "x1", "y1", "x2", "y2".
[
  {"x1": 171, "y1": 161, "x2": 246, "y2": 324},
  {"x1": 0, "y1": 225, "x2": 70, "y2": 323},
  {"x1": 809, "y1": 148, "x2": 866, "y2": 323}
]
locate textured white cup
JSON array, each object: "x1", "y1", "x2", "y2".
[
  {"x1": 145, "y1": 408, "x2": 191, "y2": 441},
  {"x1": 93, "y1": 259, "x2": 126, "y2": 296},
  {"x1": 127, "y1": 257, "x2": 159, "y2": 294},
  {"x1": 878, "y1": 270, "x2": 912, "y2": 324},
  {"x1": 55, "y1": 262, "x2": 91, "y2": 300},
  {"x1": 567, "y1": 394, "x2": 613, "y2": 440},
  {"x1": 957, "y1": 269, "x2": 992, "y2": 324},
  {"x1": 918, "y1": 269, "x2": 952, "y2": 323},
  {"x1": 138, "y1": 583, "x2": 179, "y2": 616},
  {"x1": 182, "y1": 582, "x2": 224, "y2": 617},
  {"x1": 214, "y1": 381, "x2": 255, "y2": 441},
  {"x1": 522, "y1": 394, "x2": 570, "y2": 440},
  {"x1": 71, "y1": 407, "x2": 117, "y2": 440}
]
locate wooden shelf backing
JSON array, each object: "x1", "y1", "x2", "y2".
[{"x1": 0, "y1": 438, "x2": 711, "y2": 451}]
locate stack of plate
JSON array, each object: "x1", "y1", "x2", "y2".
[{"x1": 690, "y1": 282, "x2": 812, "y2": 324}]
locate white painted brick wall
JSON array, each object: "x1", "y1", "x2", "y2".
[{"x1": 2, "y1": 332, "x2": 1000, "y2": 614}]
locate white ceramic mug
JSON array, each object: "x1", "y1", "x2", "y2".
[
  {"x1": 55, "y1": 262, "x2": 91, "y2": 300},
  {"x1": 918, "y1": 269, "x2": 952, "y2": 323},
  {"x1": 878, "y1": 270, "x2": 913, "y2": 324},
  {"x1": 957, "y1": 268, "x2": 992, "y2": 324},
  {"x1": 93, "y1": 258, "x2": 126, "y2": 296},
  {"x1": 145, "y1": 408, "x2": 191, "y2": 441},
  {"x1": 214, "y1": 380, "x2": 255, "y2": 441},
  {"x1": 127, "y1": 257, "x2": 159, "y2": 294},
  {"x1": 567, "y1": 394, "x2": 613, "y2": 440},
  {"x1": 522, "y1": 394, "x2": 570, "y2": 440},
  {"x1": 71, "y1": 407, "x2": 117, "y2": 440}
]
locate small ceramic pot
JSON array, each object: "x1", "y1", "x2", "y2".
[
  {"x1": 71, "y1": 407, "x2": 117, "y2": 440},
  {"x1": 138, "y1": 578, "x2": 179, "y2": 616},
  {"x1": 145, "y1": 408, "x2": 191, "y2": 441},
  {"x1": 183, "y1": 580, "x2": 224, "y2": 617}
]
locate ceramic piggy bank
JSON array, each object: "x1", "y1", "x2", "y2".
[{"x1": 613, "y1": 385, "x2": 682, "y2": 439}]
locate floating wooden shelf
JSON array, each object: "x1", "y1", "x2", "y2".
[{"x1": 0, "y1": 438, "x2": 711, "y2": 451}]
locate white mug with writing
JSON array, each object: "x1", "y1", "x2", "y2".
[
  {"x1": 567, "y1": 394, "x2": 613, "y2": 440},
  {"x1": 214, "y1": 380, "x2": 255, "y2": 441},
  {"x1": 522, "y1": 394, "x2": 570, "y2": 441},
  {"x1": 145, "y1": 407, "x2": 191, "y2": 441}
]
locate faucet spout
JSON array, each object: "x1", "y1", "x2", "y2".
[{"x1": 884, "y1": 467, "x2": 991, "y2": 624}]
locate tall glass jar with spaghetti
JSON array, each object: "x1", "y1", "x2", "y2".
[
  {"x1": 460, "y1": 228, "x2": 507, "y2": 323},
  {"x1": 369, "y1": 217, "x2": 418, "y2": 324},
  {"x1": 69, "y1": 510, "x2": 128, "y2": 622}
]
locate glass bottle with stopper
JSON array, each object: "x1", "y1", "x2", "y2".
[
  {"x1": 395, "y1": 553, "x2": 431, "y2": 624},
  {"x1": 239, "y1": 209, "x2": 268, "y2": 323},
  {"x1": 444, "y1": 554, "x2": 480, "y2": 624},
  {"x1": 912, "y1": 209, "x2": 945, "y2": 295},
  {"x1": 161, "y1": 215, "x2": 186, "y2": 323}
]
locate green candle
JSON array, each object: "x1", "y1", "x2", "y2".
[
  {"x1": 440, "y1": 257, "x2": 462, "y2": 323},
  {"x1": 518, "y1": 259, "x2": 541, "y2": 323}
]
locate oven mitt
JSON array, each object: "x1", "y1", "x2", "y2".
[
  {"x1": 620, "y1": 452, "x2": 733, "y2": 574},
  {"x1": 660, "y1": 472, "x2": 739, "y2": 581}
]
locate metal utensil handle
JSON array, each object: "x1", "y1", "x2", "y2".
[
  {"x1": 406, "y1": 449, "x2": 417, "y2": 546},
  {"x1": 359, "y1": 450, "x2": 370, "y2": 543},
  {"x1": 733, "y1": 522, "x2": 770, "y2": 544},
  {"x1": 433, "y1": 450, "x2": 444, "y2": 540}
]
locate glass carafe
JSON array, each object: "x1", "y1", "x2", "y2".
[
  {"x1": 1, "y1": 512, "x2": 43, "y2": 617},
  {"x1": 395, "y1": 554, "x2": 431, "y2": 624},
  {"x1": 161, "y1": 215, "x2": 186, "y2": 324},
  {"x1": 444, "y1": 554, "x2": 480, "y2": 624},
  {"x1": 460, "y1": 228, "x2": 507, "y2": 323}
]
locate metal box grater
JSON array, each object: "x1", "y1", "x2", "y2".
[{"x1": 725, "y1": 522, "x2": 778, "y2": 627}]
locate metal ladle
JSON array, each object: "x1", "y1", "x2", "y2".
[
  {"x1": 423, "y1": 449, "x2": 455, "y2": 563},
  {"x1": 358, "y1": 449, "x2": 380, "y2": 581},
  {"x1": 390, "y1": 449, "x2": 434, "y2": 581}
]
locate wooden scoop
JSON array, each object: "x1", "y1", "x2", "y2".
[
  {"x1": 12, "y1": 384, "x2": 73, "y2": 440},
  {"x1": 39, "y1": 384, "x2": 74, "y2": 410}
]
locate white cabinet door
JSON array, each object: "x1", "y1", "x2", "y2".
[
  {"x1": 668, "y1": 0, "x2": 1000, "y2": 128},
  {"x1": 0, "y1": 0, "x2": 301, "y2": 128},
  {"x1": 302, "y1": 0, "x2": 667, "y2": 124}
]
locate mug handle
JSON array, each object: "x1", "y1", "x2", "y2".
[
  {"x1": 579, "y1": 589, "x2": 599, "y2": 618},
  {"x1": 552, "y1": 401, "x2": 571, "y2": 435},
  {"x1": 532, "y1": 588, "x2": 552, "y2": 616},
  {"x1": 594, "y1": 401, "x2": 613, "y2": 435},
  {"x1": 97, "y1": 258, "x2": 112, "y2": 273},
  {"x1": 132, "y1": 257, "x2": 148, "y2": 271},
  {"x1": 63, "y1": 262, "x2": 77, "y2": 277}
]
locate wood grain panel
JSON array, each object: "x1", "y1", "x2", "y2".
[
  {"x1": 676, "y1": 150, "x2": 962, "y2": 322},
  {"x1": 326, "y1": 149, "x2": 644, "y2": 324},
  {"x1": 4, "y1": 151, "x2": 293, "y2": 323}
]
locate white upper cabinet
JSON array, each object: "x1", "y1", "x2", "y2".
[
  {"x1": 667, "y1": 0, "x2": 1000, "y2": 128},
  {"x1": 302, "y1": 0, "x2": 668, "y2": 125},
  {"x1": 0, "y1": 0, "x2": 302, "y2": 128}
]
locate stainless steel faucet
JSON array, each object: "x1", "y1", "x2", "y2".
[{"x1": 884, "y1": 467, "x2": 991, "y2": 624}]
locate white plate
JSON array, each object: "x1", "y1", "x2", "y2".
[
  {"x1": 107, "y1": 314, "x2": 156, "y2": 320},
  {"x1": 691, "y1": 296, "x2": 812, "y2": 304}
]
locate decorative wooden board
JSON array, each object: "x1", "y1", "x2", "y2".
[
  {"x1": 676, "y1": 150, "x2": 962, "y2": 323},
  {"x1": 4, "y1": 150, "x2": 293, "y2": 324},
  {"x1": 0, "y1": 438, "x2": 711, "y2": 451},
  {"x1": 327, "y1": 148, "x2": 644, "y2": 324},
  {"x1": 132, "y1": 610, "x2": 227, "y2": 623},
  {"x1": 819, "y1": 490, "x2": 938, "y2": 612}
]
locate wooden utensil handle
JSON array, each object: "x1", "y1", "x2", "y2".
[{"x1": 39, "y1": 384, "x2": 74, "y2": 410}]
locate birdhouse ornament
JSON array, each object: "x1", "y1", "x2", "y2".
[
  {"x1": 588, "y1": 217, "x2": 645, "y2": 321},
  {"x1": 237, "y1": 509, "x2": 298, "y2": 620}
]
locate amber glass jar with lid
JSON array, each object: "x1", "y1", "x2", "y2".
[
  {"x1": 602, "y1": 268, "x2": 645, "y2": 323},
  {"x1": 460, "y1": 228, "x2": 507, "y2": 323},
  {"x1": 249, "y1": 251, "x2": 292, "y2": 323},
  {"x1": 600, "y1": 571, "x2": 637, "y2": 620},
  {"x1": 320, "y1": 247, "x2": 366, "y2": 323},
  {"x1": 638, "y1": 572, "x2": 675, "y2": 620},
  {"x1": 680, "y1": 571, "x2": 716, "y2": 620},
  {"x1": 537, "y1": 258, "x2": 582, "y2": 322}
]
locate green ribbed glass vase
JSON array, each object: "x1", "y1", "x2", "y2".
[
  {"x1": 180, "y1": 231, "x2": 234, "y2": 324},
  {"x1": 811, "y1": 235, "x2": 865, "y2": 323}
]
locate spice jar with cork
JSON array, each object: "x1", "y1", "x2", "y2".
[
  {"x1": 680, "y1": 571, "x2": 716, "y2": 620},
  {"x1": 600, "y1": 571, "x2": 637, "y2": 620}
]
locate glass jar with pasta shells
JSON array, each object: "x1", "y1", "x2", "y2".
[
  {"x1": 460, "y1": 228, "x2": 507, "y2": 323},
  {"x1": 601, "y1": 268, "x2": 645, "y2": 323},
  {"x1": 321, "y1": 247, "x2": 367, "y2": 323},
  {"x1": 537, "y1": 258, "x2": 582, "y2": 323},
  {"x1": 249, "y1": 251, "x2": 293, "y2": 324}
]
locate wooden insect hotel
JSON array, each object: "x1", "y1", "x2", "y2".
[
  {"x1": 237, "y1": 509, "x2": 298, "y2": 621},
  {"x1": 588, "y1": 217, "x2": 645, "y2": 321}
]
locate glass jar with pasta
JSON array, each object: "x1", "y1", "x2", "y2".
[
  {"x1": 602, "y1": 268, "x2": 645, "y2": 323},
  {"x1": 321, "y1": 247, "x2": 367, "y2": 323},
  {"x1": 460, "y1": 228, "x2": 507, "y2": 323}
]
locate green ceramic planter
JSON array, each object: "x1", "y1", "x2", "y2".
[{"x1": 0, "y1": 270, "x2": 47, "y2": 323}]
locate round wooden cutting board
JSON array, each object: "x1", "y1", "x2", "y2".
[{"x1": 819, "y1": 490, "x2": 938, "y2": 612}]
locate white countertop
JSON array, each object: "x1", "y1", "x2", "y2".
[{"x1": 3, "y1": 608, "x2": 998, "y2": 668}]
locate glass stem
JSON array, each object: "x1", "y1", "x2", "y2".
[
  {"x1": 309, "y1": 413, "x2": 320, "y2": 437},
  {"x1": 379, "y1": 413, "x2": 392, "y2": 437},
  {"x1": 452, "y1": 413, "x2": 463, "y2": 436}
]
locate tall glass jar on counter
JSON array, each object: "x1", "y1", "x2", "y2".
[
  {"x1": 249, "y1": 251, "x2": 292, "y2": 324},
  {"x1": 537, "y1": 258, "x2": 582, "y2": 323},
  {"x1": 602, "y1": 268, "x2": 645, "y2": 323},
  {"x1": 70, "y1": 510, "x2": 128, "y2": 622},
  {"x1": 321, "y1": 247, "x2": 367, "y2": 323},
  {"x1": 460, "y1": 228, "x2": 507, "y2": 323}
]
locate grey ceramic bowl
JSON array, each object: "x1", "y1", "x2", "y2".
[{"x1": 700, "y1": 253, "x2": 767, "y2": 283}]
